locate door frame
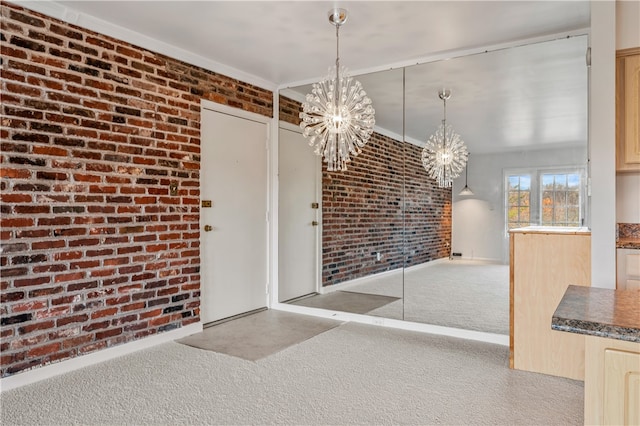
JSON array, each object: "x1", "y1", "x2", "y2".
[
  {"x1": 277, "y1": 120, "x2": 322, "y2": 300},
  {"x1": 200, "y1": 99, "x2": 272, "y2": 315}
]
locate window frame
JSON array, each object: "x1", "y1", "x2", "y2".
[
  {"x1": 506, "y1": 174, "x2": 533, "y2": 230},
  {"x1": 503, "y1": 165, "x2": 586, "y2": 234}
]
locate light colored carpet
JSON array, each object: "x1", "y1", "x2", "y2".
[
  {"x1": 346, "y1": 260, "x2": 509, "y2": 334},
  {"x1": 290, "y1": 291, "x2": 400, "y2": 315},
  {"x1": 1, "y1": 319, "x2": 582, "y2": 425},
  {"x1": 177, "y1": 310, "x2": 342, "y2": 361}
]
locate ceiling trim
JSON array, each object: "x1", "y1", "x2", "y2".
[
  {"x1": 10, "y1": 0, "x2": 278, "y2": 91},
  {"x1": 278, "y1": 28, "x2": 590, "y2": 91}
]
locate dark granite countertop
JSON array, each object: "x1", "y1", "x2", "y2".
[
  {"x1": 552, "y1": 285, "x2": 640, "y2": 343},
  {"x1": 617, "y1": 223, "x2": 640, "y2": 249}
]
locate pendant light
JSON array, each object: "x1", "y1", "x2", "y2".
[
  {"x1": 421, "y1": 89, "x2": 468, "y2": 187},
  {"x1": 459, "y1": 153, "x2": 474, "y2": 196},
  {"x1": 299, "y1": 8, "x2": 376, "y2": 171}
]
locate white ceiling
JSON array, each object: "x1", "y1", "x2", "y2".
[{"x1": 25, "y1": 0, "x2": 591, "y2": 154}]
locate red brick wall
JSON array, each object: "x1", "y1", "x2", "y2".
[
  {"x1": 0, "y1": 2, "x2": 272, "y2": 378},
  {"x1": 278, "y1": 95, "x2": 301, "y2": 126},
  {"x1": 322, "y1": 134, "x2": 451, "y2": 286},
  {"x1": 403, "y1": 143, "x2": 452, "y2": 267},
  {"x1": 278, "y1": 96, "x2": 451, "y2": 287},
  {"x1": 322, "y1": 132, "x2": 405, "y2": 285}
]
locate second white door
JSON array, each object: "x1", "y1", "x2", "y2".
[{"x1": 278, "y1": 124, "x2": 320, "y2": 302}]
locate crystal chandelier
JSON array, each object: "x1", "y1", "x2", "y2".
[
  {"x1": 299, "y1": 8, "x2": 375, "y2": 171},
  {"x1": 421, "y1": 89, "x2": 468, "y2": 187}
]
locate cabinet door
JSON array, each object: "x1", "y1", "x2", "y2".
[
  {"x1": 617, "y1": 49, "x2": 640, "y2": 172},
  {"x1": 604, "y1": 348, "x2": 640, "y2": 425},
  {"x1": 623, "y1": 54, "x2": 640, "y2": 165}
]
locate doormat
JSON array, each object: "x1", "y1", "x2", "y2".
[
  {"x1": 177, "y1": 310, "x2": 342, "y2": 361},
  {"x1": 290, "y1": 291, "x2": 400, "y2": 315}
]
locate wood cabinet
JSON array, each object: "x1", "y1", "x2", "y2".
[
  {"x1": 617, "y1": 248, "x2": 640, "y2": 290},
  {"x1": 585, "y1": 336, "x2": 640, "y2": 425},
  {"x1": 509, "y1": 228, "x2": 591, "y2": 380},
  {"x1": 616, "y1": 47, "x2": 640, "y2": 172}
]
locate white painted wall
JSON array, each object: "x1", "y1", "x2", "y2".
[
  {"x1": 451, "y1": 147, "x2": 587, "y2": 263},
  {"x1": 590, "y1": 1, "x2": 617, "y2": 289},
  {"x1": 616, "y1": 0, "x2": 640, "y2": 49},
  {"x1": 616, "y1": 175, "x2": 640, "y2": 222},
  {"x1": 615, "y1": 0, "x2": 640, "y2": 225}
]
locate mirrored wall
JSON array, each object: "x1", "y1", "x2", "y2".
[{"x1": 278, "y1": 35, "x2": 589, "y2": 336}]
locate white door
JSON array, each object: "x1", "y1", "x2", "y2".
[
  {"x1": 200, "y1": 106, "x2": 268, "y2": 324},
  {"x1": 278, "y1": 124, "x2": 320, "y2": 302}
]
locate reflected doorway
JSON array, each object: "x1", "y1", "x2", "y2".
[{"x1": 278, "y1": 123, "x2": 321, "y2": 302}]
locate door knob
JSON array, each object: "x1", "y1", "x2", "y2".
[
  {"x1": 312, "y1": 221, "x2": 319, "y2": 226},
  {"x1": 204, "y1": 225, "x2": 213, "y2": 232}
]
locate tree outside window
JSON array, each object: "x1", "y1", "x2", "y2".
[
  {"x1": 541, "y1": 173, "x2": 581, "y2": 226},
  {"x1": 505, "y1": 168, "x2": 584, "y2": 233},
  {"x1": 507, "y1": 175, "x2": 531, "y2": 229}
]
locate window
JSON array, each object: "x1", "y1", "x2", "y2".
[
  {"x1": 504, "y1": 167, "x2": 584, "y2": 232},
  {"x1": 507, "y1": 175, "x2": 531, "y2": 229},
  {"x1": 540, "y1": 173, "x2": 581, "y2": 226}
]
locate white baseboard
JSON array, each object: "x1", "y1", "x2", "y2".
[
  {"x1": 450, "y1": 256, "x2": 505, "y2": 265},
  {"x1": 321, "y1": 257, "x2": 452, "y2": 294},
  {"x1": 272, "y1": 302, "x2": 509, "y2": 346},
  {"x1": 403, "y1": 257, "x2": 451, "y2": 272},
  {"x1": 320, "y1": 267, "x2": 402, "y2": 294},
  {"x1": 0, "y1": 322, "x2": 203, "y2": 392}
]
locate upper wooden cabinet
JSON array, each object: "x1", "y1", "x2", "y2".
[{"x1": 616, "y1": 47, "x2": 640, "y2": 173}]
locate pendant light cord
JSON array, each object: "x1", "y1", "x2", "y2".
[
  {"x1": 335, "y1": 24, "x2": 340, "y2": 72},
  {"x1": 334, "y1": 24, "x2": 341, "y2": 92}
]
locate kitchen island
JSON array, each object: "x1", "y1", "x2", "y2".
[
  {"x1": 553, "y1": 285, "x2": 640, "y2": 425},
  {"x1": 509, "y1": 226, "x2": 591, "y2": 380}
]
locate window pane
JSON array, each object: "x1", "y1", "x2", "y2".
[
  {"x1": 520, "y1": 191, "x2": 530, "y2": 207},
  {"x1": 508, "y1": 176, "x2": 520, "y2": 190},
  {"x1": 554, "y1": 174, "x2": 567, "y2": 189},
  {"x1": 519, "y1": 207, "x2": 530, "y2": 223},
  {"x1": 542, "y1": 191, "x2": 553, "y2": 207},
  {"x1": 508, "y1": 207, "x2": 519, "y2": 222},
  {"x1": 567, "y1": 191, "x2": 580, "y2": 205},
  {"x1": 508, "y1": 191, "x2": 520, "y2": 205},
  {"x1": 567, "y1": 174, "x2": 580, "y2": 188},
  {"x1": 554, "y1": 191, "x2": 566, "y2": 206},
  {"x1": 542, "y1": 174, "x2": 554, "y2": 189},
  {"x1": 567, "y1": 207, "x2": 580, "y2": 223},
  {"x1": 542, "y1": 206, "x2": 553, "y2": 224},
  {"x1": 520, "y1": 176, "x2": 531, "y2": 191},
  {"x1": 554, "y1": 206, "x2": 567, "y2": 223}
]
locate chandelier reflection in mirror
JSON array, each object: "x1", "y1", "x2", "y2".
[
  {"x1": 421, "y1": 89, "x2": 469, "y2": 187},
  {"x1": 299, "y1": 8, "x2": 375, "y2": 171}
]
